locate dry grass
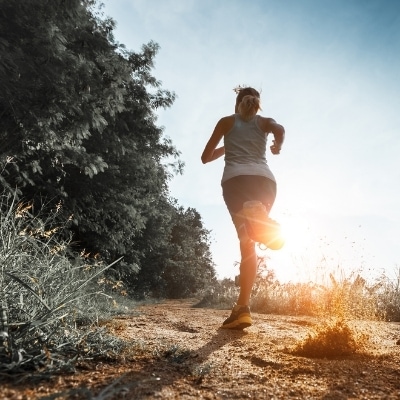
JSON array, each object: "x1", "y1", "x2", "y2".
[
  {"x1": 203, "y1": 271, "x2": 397, "y2": 321},
  {"x1": 201, "y1": 257, "x2": 400, "y2": 359},
  {"x1": 0, "y1": 193, "x2": 128, "y2": 374}
]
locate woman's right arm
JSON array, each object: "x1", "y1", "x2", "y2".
[{"x1": 201, "y1": 116, "x2": 233, "y2": 164}]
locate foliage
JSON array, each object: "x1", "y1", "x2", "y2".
[
  {"x1": 0, "y1": 0, "x2": 216, "y2": 296},
  {"x1": 0, "y1": 0, "x2": 176, "y2": 253},
  {"x1": 195, "y1": 255, "x2": 275, "y2": 310},
  {"x1": 0, "y1": 193, "x2": 126, "y2": 372},
  {"x1": 194, "y1": 278, "x2": 238, "y2": 309},
  {"x1": 131, "y1": 205, "x2": 216, "y2": 299},
  {"x1": 200, "y1": 264, "x2": 400, "y2": 322},
  {"x1": 0, "y1": 0, "x2": 120, "y2": 194},
  {"x1": 249, "y1": 270, "x2": 387, "y2": 321},
  {"x1": 373, "y1": 267, "x2": 400, "y2": 322}
]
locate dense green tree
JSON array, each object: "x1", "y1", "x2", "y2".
[
  {"x1": 0, "y1": 0, "x2": 178, "y2": 255},
  {"x1": 131, "y1": 204, "x2": 216, "y2": 299},
  {"x1": 163, "y1": 207, "x2": 216, "y2": 298},
  {"x1": 62, "y1": 40, "x2": 182, "y2": 268},
  {"x1": 0, "y1": 0, "x2": 119, "y2": 194},
  {"x1": 0, "y1": 0, "x2": 216, "y2": 295}
]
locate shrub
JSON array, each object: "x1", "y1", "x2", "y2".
[
  {"x1": 0, "y1": 193, "x2": 123, "y2": 373},
  {"x1": 374, "y1": 268, "x2": 400, "y2": 322},
  {"x1": 194, "y1": 278, "x2": 238, "y2": 309}
]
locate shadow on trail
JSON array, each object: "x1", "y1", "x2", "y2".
[
  {"x1": 193, "y1": 327, "x2": 249, "y2": 361},
  {"x1": 96, "y1": 327, "x2": 249, "y2": 398}
]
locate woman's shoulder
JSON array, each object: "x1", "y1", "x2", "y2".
[
  {"x1": 220, "y1": 114, "x2": 236, "y2": 122},
  {"x1": 257, "y1": 115, "x2": 277, "y2": 131},
  {"x1": 217, "y1": 114, "x2": 236, "y2": 130},
  {"x1": 257, "y1": 115, "x2": 276, "y2": 123}
]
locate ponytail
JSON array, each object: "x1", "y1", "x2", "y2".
[{"x1": 238, "y1": 95, "x2": 261, "y2": 121}]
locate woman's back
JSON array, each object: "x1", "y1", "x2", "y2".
[{"x1": 224, "y1": 114, "x2": 267, "y2": 165}]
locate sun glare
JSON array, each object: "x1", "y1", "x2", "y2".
[
  {"x1": 264, "y1": 212, "x2": 317, "y2": 283},
  {"x1": 278, "y1": 214, "x2": 312, "y2": 252}
]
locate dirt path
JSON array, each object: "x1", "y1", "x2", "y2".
[{"x1": 2, "y1": 299, "x2": 400, "y2": 399}]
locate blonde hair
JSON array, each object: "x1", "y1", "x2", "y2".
[
  {"x1": 238, "y1": 94, "x2": 261, "y2": 121},
  {"x1": 233, "y1": 86, "x2": 261, "y2": 120}
]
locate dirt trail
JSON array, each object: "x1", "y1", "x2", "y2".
[{"x1": 2, "y1": 299, "x2": 400, "y2": 399}]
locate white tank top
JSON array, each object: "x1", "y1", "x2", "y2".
[{"x1": 221, "y1": 114, "x2": 276, "y2": 184}]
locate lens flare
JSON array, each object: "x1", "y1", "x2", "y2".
[{"x1": 278, "y1": 214, "x2": 311, "y2": 252}]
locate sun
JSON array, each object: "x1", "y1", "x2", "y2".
[
  {"x1": 263, "y1": 212, "x2": 316, "y2": 283},
  {"x1": 278, "y1": 213, "x2": 312, "y2": 252}
]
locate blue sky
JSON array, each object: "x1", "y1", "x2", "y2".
[{"x1": 102, "y1": 0, "x2": 400, "y2": 283}]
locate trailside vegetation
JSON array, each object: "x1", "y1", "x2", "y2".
[
  {"x1": 0, "y1": 0, "x2": 216, "y2": 373},
  {"x1": 0, "y1": 0, "x2": 216, "y2": 300}
]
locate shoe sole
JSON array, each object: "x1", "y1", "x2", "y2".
[{"x1": 221, "y1": 315, "x2": 252, "y2": 330}]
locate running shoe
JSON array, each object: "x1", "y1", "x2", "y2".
[
  {"x1": 242, "y1": 201, "x2": 285, "y2": 250},
  {"x1": 221, "y1": 304, "x2": 252, "y2": 330}
]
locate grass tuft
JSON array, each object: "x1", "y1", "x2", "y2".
[
  {"x1": 163, "y1": 344, "x2": 192, "y2": 364},
  {"x1": 0, "y1": 193, "x2": 129, "y2": 374}
]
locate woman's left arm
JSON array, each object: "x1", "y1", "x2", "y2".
[{"x1": 259, "y1": 117, "x2": 285, "y2": 155}]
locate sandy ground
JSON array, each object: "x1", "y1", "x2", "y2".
[{"x1": 1, "y1": 299, "x2": 400, "y2": 399}]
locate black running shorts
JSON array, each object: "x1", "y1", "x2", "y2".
[{"x1": 222, "y1": 175, "x2": 277, "y2": 215}]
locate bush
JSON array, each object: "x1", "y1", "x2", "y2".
[
  {"x1": 0, "y1": 193, "x2": 124, "y2": 373},
  {"x1": 194, "y1": 278, "x2": 238, "y2": 309},
  {"x1": 374, "y1": 268, "x2": 400, "y2": 322}
]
